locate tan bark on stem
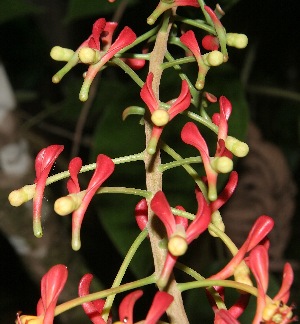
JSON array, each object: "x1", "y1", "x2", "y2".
[{"x1": 145, "y1": 10, "x2": 189, "y2": 324}]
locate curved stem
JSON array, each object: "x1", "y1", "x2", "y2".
[
  {"x1": 54, "y1": 274, "x2": 156, "y2": 316},
  {"x1": 102, "y1": 229, "x2": 149, "y2": 321},
  {"x1": 158, "y1": 156, "x2": 202, "y2": 172},
  {"x1": 97, "y1": 186, "x2": 151, "y2": 199},
  {"x1": 174, "y1": 15, "x2": 215, "y2": 34},
  {"x1": 161, "y1": 141, "x2": 208, "y2": 198}
]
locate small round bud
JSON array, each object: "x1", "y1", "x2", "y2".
[
  {"x1": 151, "y1": 109, "x2": 170, "y2": 127},
  {"x1": 226, "y1": 33, "x2": 248, "y2": 49},
  {"x1": 225, "y1": 136, "x2": 249, "y2": 157},
  {"x1": 79, "y1": 47, "x2": 100, "y2": 64},
  {"x1": 50, "y1": 46, "x2": 74, "y2": 61},
  {"x1": 211, "y1": 156, "x2": 233, "y2": 173},
  {"x1": 206, "y1": 50, "x2": 224, "y2": 66},
  {"x1": 54, "y1": 196, "x2": 76, "y2": 216},
  {"x1": 168, "y1": 235, "x2": 188, "y2": 256}
]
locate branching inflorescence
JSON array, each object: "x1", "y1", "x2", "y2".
[{"x1": 10, "y1": 0, "x2": 296, "y2": 323}]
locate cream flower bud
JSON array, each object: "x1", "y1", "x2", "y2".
[
  {"x1": 226, "y1": 33, "x2": 248, "y2": 49},
  {"x1": 234, "y1": 262, "x2": 253, "y2": 288},
  {"x1": 209, "y1": 210, "x2": 225, "y2": 237},
  {"x1": 205, "y1": 50, "x2": 224, "y2": 66},
  {"x1": 50, "y1": 46, "x2": 75, "y2": 61},
  {"x1": 151, "y1": 109, "x2": 170, "y2": 127},
  {"x1": 262, "y1": 301, "x2": 293, "y2": 322},
  {"x1": 8, "y1": 184, "x2": 36, "y2": 207},
  {"x1": 54, "y1": 191, "x2": 85, "y2": 216},
  {"x1": 79, "y1": 47, "x2": 101, "y2": 64},
  {"x1": 211, "y1": 156, "x2": 233, "y2": 173},
  {"x1": 168, "y1": 235, "x2": 188, "y2": 256},
  {"x1": 225, "y1": 136, "x2": 249, "y2": 157}
]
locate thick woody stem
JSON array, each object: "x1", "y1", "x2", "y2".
[{"x1": 145, "y1": 10, "x2": 189, "y2": 324}]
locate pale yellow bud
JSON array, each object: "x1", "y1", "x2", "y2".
[
  {"x1": 17, "y1": 315, "x2": 43, "y2": 324},
  {"x1": 8, "y1": 184, "x2": 36, "y2": 207},
  {"x1": 168, "y1": 235, "x2": 188, "y2": 256},
  {"x1": 225, "y1": 136, "x2": 249, "y2": 157},
  {"x1": 50, "y1": 46, "x2": 75, "y2": 61},
  {"x1": 151, "y1": 109, "x2": 170, "y2": 127},
  {"x1": 54, "y1": 192, "x2": 85, "y2": 216},
  {"x1": 211, "y1": 156, "x2": 233, "y2": 173},
  {"x1": 79, "y1": 47, "x2": 100, "y2": 64},
  {"x1": 205, "y1": 51, "x2": 224, "y2": 66},
  {"x1": 209, "y1": 210, "x2": 225, "y2": 237},
  {"x1": 226, "y1": 33, "x2": 248, "y2": 49}
]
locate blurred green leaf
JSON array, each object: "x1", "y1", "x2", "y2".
[
  {"x1": 0, "y1": 0, "x2": 42, "y2": 24},
  {"x1": 64, "y1": 0, "x2": 138, "y2": 22}
]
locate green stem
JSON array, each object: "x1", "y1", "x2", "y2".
[
  {"x1": 102, "y1": 229, "x2": 149, "y2": 321},
  {"x1": 175, "y1": 262, "x2": 226, "y2": 310},
  {"x1": 97, "y1": 186, "x2": 151, "y2": 198},
  {"x1": 158, "y1": 156, "x2": 202, "y2": 172},
  {"x1": 111, "y1": 57, "x2": 144, "y2": 87},
  {"x1": 177, "y1": 279, "x2": 258, "y2": 297},
  {"x1": 174, "y1": 15, "x2": 215, "y2": 34},
  {"x1": 184, "y1": 110, "x2": 218, "y2": 134},
  {"x1": 46, "y1": 151, "x2": 145, "y2": 186},
  {"x1": 54, "y1": 274, "x2": 156, "y2": 317},
  {"x1": 161, "y1": 56, "x2": 195, "y2": 70},
  {"x1": 161, "y1": 142, "x2": 208, "y2": 198}
]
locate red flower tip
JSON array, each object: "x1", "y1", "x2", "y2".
[
  {"x1": 78, "y1": 274, "x2": 107, "y2": 324},
  {"x1": 119, "y1": 290, "x2": 143, "y2": 324},
  {"x1": 33, "y1": 145, "x2": 64, "y2": 237},
  {"x1": 135, "y1": 198, "x2": 148, "y2": 231},
  {"x1": 67, "y1": 157, "x2": 82, "y2": 194},
  {"x1": 39, "y1": 264, "x2": 68, "y2": 323},
  {"x1": 202, "y1": 35, "x2": 220, "y2": 51}
]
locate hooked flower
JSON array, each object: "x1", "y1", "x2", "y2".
[
  {"x1": 51, "y1": 18, "x2": 136, "y2": 101},
  {"x1": 116, "y1": 290, "x2": 173, "y2": 324},
  {"x1": 54, "y1": 154, "x2": 115, "y2": 251},
  {"x1": 78, "y1": 274, "x2": 112, "y2": 324},
  {"x1": 150, "y1": 188, "x2": 211, "y2": 288},
  {"x1": 180, "y1": 30, "x2": 224, "y2": 90},
  {"x1": 249, "y1": 245, "x2": 296, "y2": 324},
  {"x1": 8, "y1": 145, "x2": 64, "y2": 238},
  {"x1": 16, "y1": 264, "x2": 68, "y2": 324},
  {"x1": 140, "y1": 72, "x2": 191, "y2": 155}
]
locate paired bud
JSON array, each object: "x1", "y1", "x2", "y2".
[
  {"x1": 50, "y1": 46, "x2": 75, "y2": 61},
  {"x1": 211, "y1": 156, "x2": 233, "y2": 174},
  {"x1": 54, "y1": 191, "x2": 85, "y2": 216},
  {"x1": 151, "y1": 109, "x2": 170, "y2": 127},
  {"x1": 8, "y1": 184, "x2": 36, "y2": 207},
  {"x1": 226, "y1": 33, "x2": 248, "y2": 49},
  {"x1": 209, "y1": 210, "x2": 225, "y2": 237},
  {"x1": 225, "y1": 136, "x2": 249, "y2": 157}
]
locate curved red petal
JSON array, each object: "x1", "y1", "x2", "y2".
[
  {"x1": 180, "y1": 30, "x2": 201, "y2": 59},
  {"x1": 119, "y1": 290, "x2": 143, "y2": 324},
  {"x1": 67, "y1": 157, "x2": 82, "y2": 194},
  {"x1": 150, "y1": 191, "x2": 176, "y2": 238},
  {"x1": 140, "y1": 72, "x2": 158, "y2": 113},
  {"x1": 273, "y1": 263, "x2": 294, "y2": 303},
  {"x1": 168, "y1": 80, "x2": 191, "y2": 120},
  {"x1": 135, "y1": 198, "x2": 148, "y2": 231},
  {"x1": 145, "y1": 291, "x2": 173, "y2": 324}
]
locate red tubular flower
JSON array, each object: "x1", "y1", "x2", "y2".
[
  {"x1": 118, "y1": 290, "x2": 173, "y2": 324},
  {"x1": 55, "y1": 154, "x2": 114, "y2": 251},
  {"x1": 33, "y1": 145, "x2": 64, "y2": 238},
  {"x1": 71, "y1": 154, "x2": 114, "y2": 251},
  {"x1": 140, "y1": 72, "x2": 191, "y2": 154},
  {"x1": 209, "y1": 215, "x2": 274, "y2": 281},
  {"x1": 180, "y1": 30, "x2": 209, "y2": 90},
  {"x1": 150, "y1": 189, "x2": 211, "y2": 287},
  {"x1": 16, "y1": 264, "x2": 68, "y2": 324},
  {"x1": 249, "y1": 245, "x2": 296, "y2": 324},
  {"x1": 78, "y1": 274, "x2": 111, "y2": 324},
  {"x1": 79, "y1": 24, "x2": 136, "y2": 101}
]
